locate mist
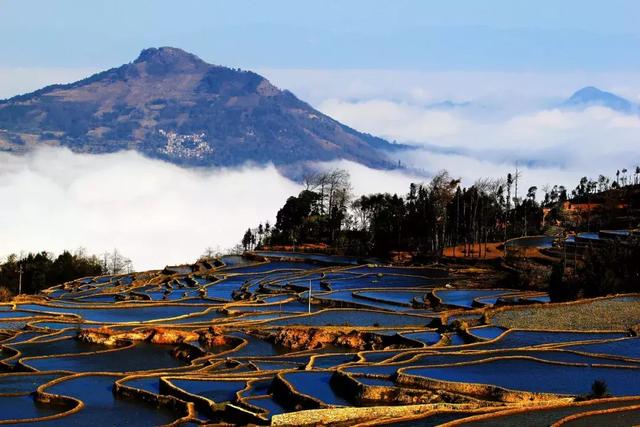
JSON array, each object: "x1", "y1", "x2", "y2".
[
  {"x1": 0, "y1": 147, "x2": 424, "y2": 271},
  {"x1": 319, "y1": 99, "x2": 640, "y2": 195},
  {"x1": 0, "y1": 148, "x2": 301, "y2": 270}
]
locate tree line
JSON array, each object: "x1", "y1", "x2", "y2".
[
  {"x1": 0, "y1": 248, "x2": 132, "y2": 299},
  {"x1": 242, "y1": 165, "x2": 639, "y2": 259},
  {"x1": 241, "y1": 169, "x2": 542, "y2": 256}
]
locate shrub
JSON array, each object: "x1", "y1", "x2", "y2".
[
  {"x1": 590, "y1": 379, "x2": 609, "y2": 398},
  {"x1": 0, "y1": 286, "x2": 13, "y2": 302}
]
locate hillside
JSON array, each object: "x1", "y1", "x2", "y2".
[{"x1": 0, "y1": 47, "x2": 402, "y2": 170}]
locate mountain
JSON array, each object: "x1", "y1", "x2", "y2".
[
  {"x1": 426, "y1": 100, "x2": 471, "y2": 110},
  {"x1": 561, "y1": 86, "x2": 637, "y2": 113},
  {"x1": 0, "y1": 47, "x2": 402, "y2": 170}
]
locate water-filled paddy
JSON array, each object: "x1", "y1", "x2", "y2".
[
  {"x1": 2, "y1": 252, "x2": 634, "y2": 425},
  {"x1": 316, "y1": 290, "x2": 420, "y2": 312},
  {"x1": 17, "y1": 303, "x2": 209, "y2": 323},
  {"x1": 261, "y1": 309, "x2": 432, "y2": 327},
  {"x1": 23, "y1": 342, "x2": 188, "y2": 372},
  {"x1": 562, "y1": 337, "x2": 640, "y2": 359},
  {"x1": 226, "y1": 332, "x2": 290, "y2": 358},
  {"x1": 355, "y1": 289, "x2": 427, "y2": 306},
  {"x1": 244, "y1": 395, "x2": 287, "y2": 416},
  {"x1": 468, "y1": 326, "x2": 506, "y2": 340},
  {"x1": 121, "y1": 376, "x2": 162, "y2": 394},
  {"x1": 0, "y1": 373, "x2": 64, "y2": 394},
  {"x1": 4, "y1": 338, "x2": 107, "y2": 366},
  {"x1": 281, "y1": 371, "x2": 351, "y2": 406},
  {"x1": 435, "y1": 289, "x2": 513, "y2": 308},
  {"x1": 450, "y1": 398, "x2": 640, "y2": 426},
  {"x1": 560, "y1": 406, "x2": 640, "y2": 426},
  {"x1": 0, "y1": 395, "x2": 69, "y2": 422},
  {"x1": 403, "y1": 358, "x2": 640, "y2": 396},
  {"x1": 477, "y1": 330, "x2": 626, "y2": 350},
  {"x1": 312, "y1": 353, "x2": 358, "y2": 369},
  {"x1": 402, "y1": 330, "x2": 441, "y2": 346},
  {"x1": 41, "y1": 375, "x2": 180, "y2": 426},
  {"x1": 168, "y1": 378, "x2": 246, "y2": 403}
]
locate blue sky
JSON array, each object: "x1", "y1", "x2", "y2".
[{"x1": 1, "y1": 0, "x2": 639, "y2": 70}]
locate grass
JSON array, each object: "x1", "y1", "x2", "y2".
[{"x1": 490, "y1": 297, "x2": 640, "y2": 331}]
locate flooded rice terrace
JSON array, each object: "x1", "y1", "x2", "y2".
[{"x1": 1, "y1": 252, "x2": 639, "y2": 426}]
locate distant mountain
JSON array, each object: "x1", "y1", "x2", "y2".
[
  {"x1": 561, "y1": 86, "x2": 637, "y2": 113},
  {"x1": 426, "y1": 100, "x2": 471, "y2": 110},
  {"x1": 0, "y1": 47, "x2": 403, "y2": 170}
]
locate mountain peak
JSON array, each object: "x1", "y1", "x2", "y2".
[
  {"x1": 563, "y1": 86, "x2": 635, "y2": 113},
  {"x1": 133, "y1": 46, "x2": 207, "y2": 69}
]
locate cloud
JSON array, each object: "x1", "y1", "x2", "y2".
[
  {"x1": 313, "y1": 159, "x2": 426, "y2": 195},
  {"x1": 318, "y1": 97, "x2": 640, "y2": 195},
  {"x1": 0, "y1": 148, "x2": 302, "y2": 270},
  {"x1": 277, "y1": 69, "x2": 640, "y2": 195},
  {"x1": 261, "y1": 68, "x2": 640, "y2": 109},
  {"x1": 318, "y1": 99, "x2": 463, "y2": 141},
  {"x1": 0, "y1": 147, "x2": 423, "y2": 271}
]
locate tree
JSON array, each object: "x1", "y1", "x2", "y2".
[
  {"x1": 242, "y1": 229, "x2": 254, "y2": 251},
  {"x1": 104, "y1": 249, "x2": 132, "y2": 275},
  {"x1": 200, "y1": 247, "x2": 221, "y2": 260},
  {"x1": 257, "y1": 223, "x2": 264, "y2": 247}
]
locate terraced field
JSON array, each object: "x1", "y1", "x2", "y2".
[{"x1": 0, "y1": 252, "x2": 639, "y2": 425}]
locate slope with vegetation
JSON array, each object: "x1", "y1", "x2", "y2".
[{"x1": 0, "y1": 47, "x2": 402, "y2": 173}]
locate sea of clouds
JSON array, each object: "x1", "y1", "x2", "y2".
[
  {"x1": 0, "y1": 148, "x2": 423, "y2": 270},
  {"x1": 1, "y1": 68, "x2": 639, "y2": 270},
  {"x1": 266, "y1": 69, "x2": 640, "y2": 196}
]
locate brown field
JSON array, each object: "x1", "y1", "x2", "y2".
[{"x1": 489, "y1": 296, "x2": 640, "y2": 331}]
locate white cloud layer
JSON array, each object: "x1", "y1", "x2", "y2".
[
  {"x1": 0, "y1": 148, "x2": 422, "y2": 270},
  {"x1": 261, "y1": 69, "x2": 640, "y2": 108},
  {"x1": 0, "y1": 148, "x2": 301, "y2": 270},
  {"x1": 319, "y1": 99, "x2": 640, "y2": 194}
]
